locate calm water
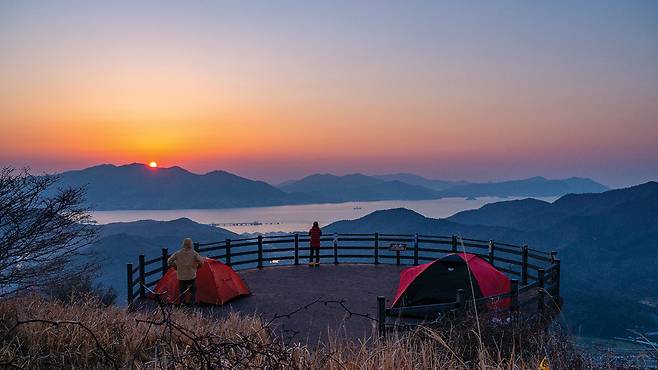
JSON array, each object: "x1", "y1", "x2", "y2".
[{"x1": 92, "y1": 197, "x2": 556, "y2": 233}]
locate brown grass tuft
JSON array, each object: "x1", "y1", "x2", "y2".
[{"x1": 1, "y1": 295, "x2": 654, "y2": 369}]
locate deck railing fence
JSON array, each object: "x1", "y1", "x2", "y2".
[{"x1": 127, "y1": 233, "x2": 560, "y2": 336}]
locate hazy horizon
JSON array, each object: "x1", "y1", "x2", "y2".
[
  {"x1": 21, "y1": 161, "x2": 633, "y2": 189},
  {"x1": 2, "y1": 1, "x2": 657, "y2": 188}
]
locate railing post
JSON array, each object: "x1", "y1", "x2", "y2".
[
  {"x1": 194, "y1": 242, "x2": 200, "y2": 253},
  {"x1": 225, "y1": 239, "x2": 232, "y2": 265},
  {"x1": 333, "y1": 233, "x2": 339, "y2": 264},
  {"x1": 550, "y1": 250, "x2": 557, "y2": 264},
  {"x1": 451, "y1": 235, "x2": 457, "y2": 253},
  {"x1": 537, "y1": 268, "x2": 545, "y2": 314},
  {"x1": 257, "y1": 235, "x2": 263, "y2": 269},
  {"x1": 161, "y1": 248, "x2": 168, "y2": 277},
  {"x1": 374, "y1": 232, "x2": 379, "y2": 265},
  {"x1": 138, "y1": 254, "x2": 146, "y2": 299},
  {"x1": 126, "y1": 263, "x2": 134, "y2": 305},
  {"x1": 377, "y1": 296, "x2": 386, "y2": 338},
  {"x1": 510, "y1": 279, "x2": 519, "y2": 312},
  {"x1": 488, "y1": 240, "x2": 495, "y2": 265},
  {"x1": 553, "y1": 258, "x2": 561, "y2": 298},
  {"x1": 456, "y1": 288, "x2": 466, "y2": 311},
  {"x1": 521, "y1": 245, "x2": 529, "y2": 285},
  {"x1": 294, "y1": 233, "x2": 299, "y2": 265},
  {"x1": 413, "y1": 233, "x2": 419, "y2": 266}
]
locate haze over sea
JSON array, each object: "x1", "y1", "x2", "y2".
[{"x1": 92, "y1": 196, "x2": 557, "y2": 234}]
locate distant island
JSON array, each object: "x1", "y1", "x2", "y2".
[{"x1": 52, "y1": 163, "x2": 608, "y2": 210}]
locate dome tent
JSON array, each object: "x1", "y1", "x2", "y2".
[
  {"x1": 152, "y1": 258, "x2": 250, "y2": 305},
  {"x1": 392, "y1": 253, "x2": 510, "y2": 310}
]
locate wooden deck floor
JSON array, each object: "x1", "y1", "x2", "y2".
[{"x1": 198, "y1": 263, "x2": 407, "y2": 343}]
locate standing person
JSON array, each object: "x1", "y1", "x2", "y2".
[
  {"x1": 309, "y1": 221, "x2": 322, "y2": 266},
  {"x1": 167, "y1": 238, "x2": 204, "y2": 305}
]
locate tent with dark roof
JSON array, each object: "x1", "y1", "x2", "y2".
[{"x1": 392, "y1": 253, "x2": 510, "y2": 310}]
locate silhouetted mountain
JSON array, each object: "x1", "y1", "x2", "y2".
[
  {"x1": 55, "y1": 163, "x2": 298, "y2": 210},
  {"x1": 56, "y1": 164, "x2": 609, "y2": 210},
  {"x1": 279, "y1": 173, "x2": 440, "y2": 202},
  {"x1": 435, "y1": 176, "x2": 608, "y2": 198},
  {"x1": 325, "y1": 208, "x2": 529, "y2": 242},
  {"x1": 324, "y1": 182, "x2": 658, "y2": 337},
  {"x1": 281, "y1": 173, "x2": 608, "y2": 203},
  {"x1": 84, "y1": 218, "x2": 237, "y2": 302},
  {"x1": 373, "y1": 173, "x2": 468, "y2": 191}
]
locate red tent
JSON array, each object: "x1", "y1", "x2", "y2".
[
  {"x1": 152, "y1": 258, "x2": 250, "y2": 305},
  {"x1": 392, "y1": 253, "x2": 510, "y2": 310}
]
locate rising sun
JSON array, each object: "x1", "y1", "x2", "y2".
[{"x1": 149, "y1": 161, "x2": 158, "y2": 168}]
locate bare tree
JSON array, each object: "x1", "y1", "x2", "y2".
[{"x1": 0, "y1": 167, "x2": 97, "y2": 297}]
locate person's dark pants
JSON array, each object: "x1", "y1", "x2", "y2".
[
  {"x1": 309, "y1": 247, "x2": 320, "y2": 263},
  {"x1": 179, "y1": 279, "x2": 196, "y2": 305}
]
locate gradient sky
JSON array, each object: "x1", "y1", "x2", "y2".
[{"x1": 1, "y1": 1, "x2": 657, "y2": 187}]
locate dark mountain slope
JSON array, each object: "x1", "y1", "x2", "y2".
[
  {"x1": 436, "y1": 176, "x2": 607, "y2": 198},
  {"x1": 55, "y1": 163, "x2": 295, "y2": 210},
  {"x1": 325, "y1": 208, "x2": 534, "y2": 244},
  {"x1": 280, "y1": 174, "x2": 440, "y2": 202},
  {"x1": 372, "y1": 173, "x2": 467, "y2": 191}
]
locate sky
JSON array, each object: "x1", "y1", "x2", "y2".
[{"x1": 1, "y1": 1, "x2": 657, "y2": 187}]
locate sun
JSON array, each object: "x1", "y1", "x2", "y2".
[{"x1": 148, "y1": 161, "x2": 158, "y2": 168}]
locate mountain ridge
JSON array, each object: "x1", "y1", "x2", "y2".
[{"x1": 53, "y1": 163, "x2": 609, "y2": 210}]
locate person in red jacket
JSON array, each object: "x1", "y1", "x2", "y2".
[{"x1": 309, "y1": 221, "x2": 322, "y2": 266}]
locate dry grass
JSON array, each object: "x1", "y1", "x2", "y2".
[{"x1": 1, "y1": 295, "x2": 654, "y2": 369}]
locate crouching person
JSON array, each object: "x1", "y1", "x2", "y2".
[{"x1": 168, "y1": 238, "x2": 204, "y2": 306}]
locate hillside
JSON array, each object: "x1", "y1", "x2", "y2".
[
  {"x1": 325, "y1": 183, "x2": 658, "y2": 337},
  {"x1": 54, "y1": 163, "x2": 298, "y2": 210},
  {"x1": 373, "y1": 173, "x2": 467, "y2": 191},
  {"x1": 435, "y1": 176, "x2": 608, "y2": 198},
  {"x1": 279, "y1": 173, "x2": 439, "y2": 202},
  {"x1": 325, "y1": 208, "x2": 532, "y2": 244},
  {"x1": 282, "y1": 173, "x2": 608, "y2": 203}
]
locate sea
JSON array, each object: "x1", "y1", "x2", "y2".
[{"x1": 91, "y1": 196, "x2": 557, "y2": 234}]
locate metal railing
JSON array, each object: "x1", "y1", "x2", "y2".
[{"x1": 126, "y1": 232, "x2": 561, "y2": 335}]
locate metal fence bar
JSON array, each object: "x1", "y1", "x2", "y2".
[
  {"x1": 126, "y1": 263, "x2": 134, "y2": 305},
  {"x1": 294, "y1": 233, "x2": 299, "y2": 265},
  {"x1": 257, "y1": 235, "x2": 263, "y2": 269},
  {"x1": 161, "y1": 248, "x2": 168, "y2": 277},
  {"x1": 537, "y1": 268, "x2": 545, "y2": 314},
  {"x1": 413, "y1": 233, "x2": 419, "y2": 266},
  {"x1": 138, "y1": 255, "x2": 146, "y2": 298},
  {"x1": 377, "y1": 296, "x2": 386, "y2": 338},
  {"x1": 333, "y1": 233, "x2": 339, "y2": 264},
  {"x1": 374, "y1": 232, "x2": 379, "y2": 264},
  {"x1": 510, "y1": 279, "x2": 519, "y2": 312},
  {"x1": 488, "y1": 240, "x2": 495, "y2": 264},
  {"x1": 521, "y1": 245, "x2": 529, "y2": 285},
  {"x1": 225, "y1": 239, "x2": 232, "y2": 265}
]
